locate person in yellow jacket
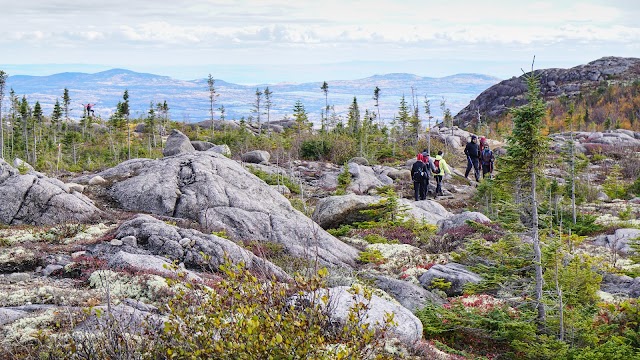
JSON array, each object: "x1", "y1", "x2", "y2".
[{"x1": 432, "y1": 150, "x2": 452, "y2": 197}]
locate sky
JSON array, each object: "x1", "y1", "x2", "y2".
[{"x1": 1, "y1": 0, "x2": 639, "y2": 84}]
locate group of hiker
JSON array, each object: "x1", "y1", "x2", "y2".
[
  {"x1": 464, "y1": 135, "x2": 494, "y2": 182},
  {"x1": 411, "y1": 135, "x2": 495, "y2": 201},
  {"x1": 411, "y1": 149, "x2": 451, "y2": 200}
]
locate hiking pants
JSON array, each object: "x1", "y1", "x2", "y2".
[
  {"x1": 420, "y1": 177, "x2": 429, "y2": 200},
  {"x1": 465, "y1": 157, "x2": 480, "y2": 181},
  {"x1": 482, "y1": 164, "x2": 492, "y2": 178},
  {"x1": 435, "y1": 175, "x2": 443, "y2": 196},
  {"x1": 413, "y1": 180, "x2": 423, "y2": 201}
]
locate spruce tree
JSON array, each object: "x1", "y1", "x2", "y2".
[
  {"x1": 373, "y1": 86, "x2": 381, "y2": 126},
  {"x1": 253, "y1": 88, "x2": 263, "y2": 132},
  {"x1": 293, "y1": 100, "x2": 309, "y2": 133},
  {"x1": 497, "y1": 69, "x2": 550, "y2": 329},
  {"x1": 207, "y1": 74, "x2": 218, "y2": 139},
  {"x1": 347, "y1": 97, "x2": 360, "y2": 136},
  {"x1": 0, "y1": 70, "x2": 7, "y2": 159},
  {"x1": 264, "y1": 87, "x2": 272, "y2": 136},
  {"x1": 62, "y1": 88, "x2": 70, "y2": 121}
]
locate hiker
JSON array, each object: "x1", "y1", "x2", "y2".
[
  {"x1": 411, "y1": 154, "x2": 428, "y2": 201},
  {"x1": 464, "y1": 135, "x2": 481, "y2": 182},
  {"x1": 85, "y1": 103, "x2": 95, "y2": 117},
  {"x1": 420, "y1": 149, "x2": 435, "y2": 199},
  {"x1": 481, "y1": 144, "x2": 495, "y2": 178},
  {"x1": 479, "y1": 136, "x2": 487, "y2": 152},
  {"x1": 432, "y1": 150, "x2": 452, "y2": 197}
]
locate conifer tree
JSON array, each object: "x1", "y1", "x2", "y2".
[
  {"x1": 321, "y1": 81, "x2": 329, "y2": 130},
  {"x1": 0, "y1": 70, "x2": 7, "y2": 159},
  {"x1": 293, "y1": 100, "x2": 309, "y2": 133},
  {"x1": 397, "y1": 95, "x2": 410, "y2": 137},
  {"x1": 19, "y1": 96, "x2": 30, "y2": 162},
  {"x1": 264, "y1": 87, "x2": 272, "y2": 136},
  {"x1": 207, "y1": 74, "x2": 219, "y2": 139},
  {"x1": 62, "y1": 88, "x2": 71, "y2": 122},
  {"x1": 347, "y1": 97, "x2": 360, "y2": 136},
  {"x1": 373, "y1": 86, "x2": 381, "y2": 126},
  {"x1": 33, "y1": 101, "x2": 42, "y2": 163},
  {"x1": 424, "y1": 95, "x2": 432, "y2": 154},
  {"x1": 120, "y1": 90, "x2": 131, "y2": 159},
  {"x1": 497, "y1": 68, "x2": 550, "y2": 329},
  {"x1": 51, "y1": 99, "x2": 62, "y2": 143},
  {"x1": 253, "y1": 88, "x2": 263, "y2": 131}
]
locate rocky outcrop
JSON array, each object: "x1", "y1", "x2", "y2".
[
  {"x1": 419, "y1": 263, "x2": 482, "y2": 297},
  {"x1": 207, "y1": 144, "x2": 231, "y2": 157},
  {"x1": 190, "y1": 141, "x2": 215, "y2": 151},
  {"x1": 312, "y1": 194, "x2": 451, "y2": 229},
  {"x1": 241, "y1": 150, "x2": 270, "y2": 164},
  {"x1": 600, "y1": 273, "x2": 640, "y2": 298},
  {"x1": 367, "y1": 274, "x2": 445, "y2": 311},
  {"x1": 437, "y1": 211, "x2": 491, "y2": 232},
  {"x1": 455, "y1": 57, "x2": 640, "y2": 128},
  {"x1": 297, "y1": 286, "x2": 423, "y2": 344},
  {"x1": 0, "y1": 159, "x2": 102, "y2": 226},
  {"x1": 593, "y1": 228, "x2": 640, "y2": 256},
  {"x1": 79, "y1": 152, "x2": 359, "y2": 267},
  {"x1": 108, "y1": 214, "x2": 290, "y2": 281},
  {"x1": 550, "y1": 130, "x2": 640, "y2": 154},
  {"x1": 163, "y1": 129, "x2": 195, "y2": 157}
]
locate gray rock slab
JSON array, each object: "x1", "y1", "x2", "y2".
[
  {"x1": 368, "y1": 274, "x2": 445, "y2": 312},
  {"x1": 114, "y1": 214, "x2": 291, "y2": 281},
  {"x1": 0, "y1": 163, "x2": 102, "y2": 226},
  {"x1": 91, "y1": 153, "x2": 358, "y2": 268},
  {"x1": 241, "y1": 150, "x2": 270, "y2": 164},
  {"x1": 438, "y1": 211, "x2": 491, "y2": 232},
  {"x1": 163, "y1": 129, "x2": 195, "y2": 157},
  {"x1": 419, "y1": 263, "x2": 482, "y2": 297},
  {"x1": 298, "y1": 286, "x2": 423, "y2": 345}
]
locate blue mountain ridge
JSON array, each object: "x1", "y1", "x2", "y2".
[{"x1": 4, "y1": 69, "x2": 500, "y2": 124}]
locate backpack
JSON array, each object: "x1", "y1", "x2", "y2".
[
  {"x1": 433, "y1": 159, "x2": 440, "y2": 174},
  {"x1": 413, "y1": 168, "x2": 425, "y2": 181},
  {"x1": 482, "y1": 149, "x2": 493, "y2": 165}
]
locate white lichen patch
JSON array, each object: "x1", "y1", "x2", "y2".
[
  {"x1": 595, "y1": 213, "x2": 640, "y2": 227},
  {"x1": 68, "y1": 223, "x2": 114, "y2": 243},
  {"x1": 0, "y1": 308, "x2": 58, "y2": 345},
  {"x1": 0, "y1": 280, "x2": 100, "y2": 307},
  {"x1": 0, "y1": 228, "x2": 41, "y2": 244},
  {"x1": 367, "y1": 243, "x2": 419, "y2": 260},
  {"x1": 89, "y1": 270, "x2": 168, "y2": 303},
  {"x1": 0, "y1": 246, "x2": 36, "y2": 265}
]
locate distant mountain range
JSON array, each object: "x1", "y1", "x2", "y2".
[{"x1": 4, "y1": 69, "x2": 500, "y2": 124}]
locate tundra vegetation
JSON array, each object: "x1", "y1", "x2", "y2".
[{"x1": 1, "y1": 65, "x2": 640, "y2": 359}]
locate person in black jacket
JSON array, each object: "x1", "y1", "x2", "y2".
[
  {"x1": 464, "y1": 135, "x2": 481, "y2": 182},
  {"x1": 411, "y1": 154, "x2": 428, "y2": 201}
]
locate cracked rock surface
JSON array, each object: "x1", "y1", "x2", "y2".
[
  {"x1": 0, "y1": 159, "x2": 102, "y2": 226},
  {"x1": 79, "y1": 152, "x2": 359, "y2": 267}
]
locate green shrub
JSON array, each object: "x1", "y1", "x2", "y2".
[
  {"x1": 30, "y1": 261, "x2": 396, "y2": 359},
  {"x1": 327, "y1": 225, "x2": 353, "y2": 237},
  {"x1": 603, "y1": 164, "x2": 628, "y2": 200},
  {"x1": 247, "y1": 166, "x2": 301, "y2": 194},
  {"x1": 628, "y1": 177, "x2": 640, "y2": 197},
  {"x1": 357, "y1": 248, "x2": 385, "y2": 264},
  {"x1": 363, "y1": 234, "x2": 391, "y2": 244},
  {"x1": 300, "y1": 138, "x2": 331, "y2": 160},
  {"x1": 335, "y1": 163, "x2": 352, "y2": 195}
]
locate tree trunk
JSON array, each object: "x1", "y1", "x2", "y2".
[
  {"x1": 531, "y1": 163, "x2": 546, "y2": 330},
  {"x1": 570, "y1": 130, "x2": 576, "y2": 224}
]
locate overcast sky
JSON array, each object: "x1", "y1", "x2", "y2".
[{"x1": 1, "y1": 0, "x2": 639, "y2": 83}]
